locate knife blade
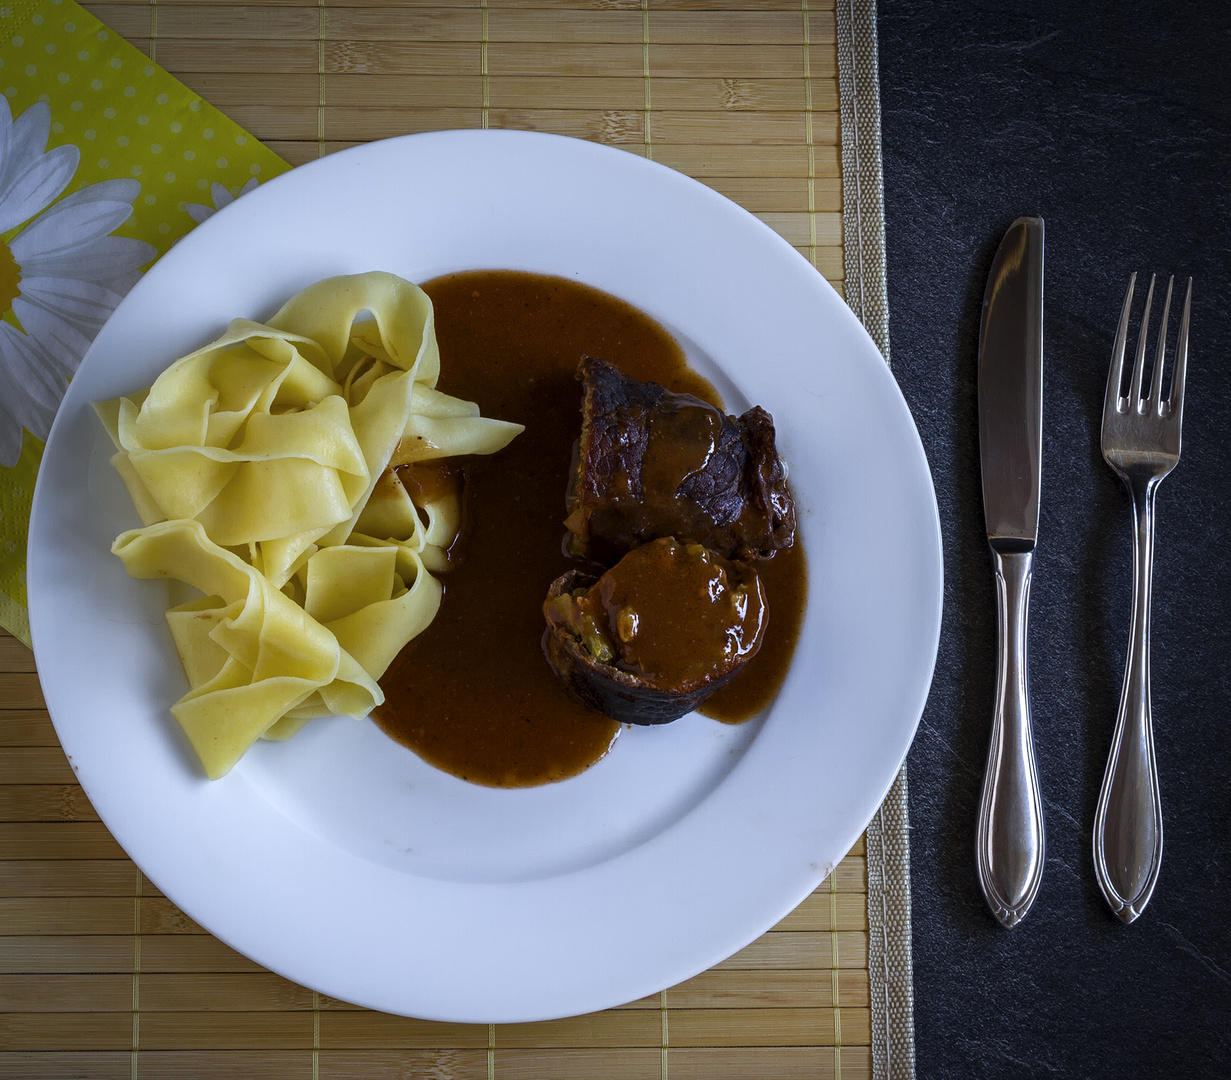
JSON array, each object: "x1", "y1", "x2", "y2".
[{"x1": 975, "y1": 216, "x2": 1046, "y2": 928}]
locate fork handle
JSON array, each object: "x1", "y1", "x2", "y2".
[
  {"x1": 977, "y1": 548, "x2": 1046, "y2": 928},
  {"x1": 1094, "y1": 473, "x2": 1164, "y2": 923}
]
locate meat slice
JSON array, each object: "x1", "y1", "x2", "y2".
[
  {"x1": 564, "y1": 357, "x2": 795, "y2": 563},
  {"x1": 542, "y1": 537, "x2": 766, "y2": 725}
]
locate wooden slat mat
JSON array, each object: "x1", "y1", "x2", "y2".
[
  {"x1": 95, "y1": 0, "x2": 846, "y2": 287},
  {"x1": 0, "y1": 2, "x2": 908, "y2": 1077}
]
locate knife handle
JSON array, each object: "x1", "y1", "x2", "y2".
[{"x1": 977, "y1": 548, "x2": 1045, "y2": 928}]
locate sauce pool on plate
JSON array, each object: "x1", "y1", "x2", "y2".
[{"x1": 372, "y1": 270, "x2": 807, "y2": 786}]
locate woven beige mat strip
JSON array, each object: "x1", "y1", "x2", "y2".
[
  {"x1": 836, "y1": 2, "x2": 917, "y2": 1078},
  {"x1": 0, "y1": 1, "x2": 914, "y2": 1077}
]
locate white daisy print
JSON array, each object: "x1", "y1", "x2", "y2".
[
  {"x1": 185, "y1": 177, "x2": 259, "y2": 225},
  {"x1": 0, "y1": 97, "x2": 156, "y2": 466}
]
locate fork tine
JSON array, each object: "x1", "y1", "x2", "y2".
[
  {"x1": 1166, "y1": 276, "x2": 1192, "y2": 422},
  {"x1": 1106, "y1": 273, "x2": 1136, "y2": 418},
  {"x1": 1129, "y1": 273, "x2": 1156, "y2": 410},
  {"x1": 1148, "y1": 275, "x2": 1174, "y2": 412}
]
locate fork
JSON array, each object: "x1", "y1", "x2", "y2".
[{"x1": 1093, "y1": 272, "x2": 1191, "y2": 924}]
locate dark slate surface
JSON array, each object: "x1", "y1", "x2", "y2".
[{"x1": 879, "y1": 1, "x2": 1231, "y2": 1075}]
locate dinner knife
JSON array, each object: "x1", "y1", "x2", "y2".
[{"x1": 976, "y1": 216, "x2": 1046, "y2": 928}]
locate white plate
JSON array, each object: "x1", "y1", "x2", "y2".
[{"x1": 28, "y1": 130, "x2": 942, "y2": 1023}]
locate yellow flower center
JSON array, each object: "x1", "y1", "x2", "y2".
[{"x1": 0, "y1": 241, "x2": 21, "y2": 316}]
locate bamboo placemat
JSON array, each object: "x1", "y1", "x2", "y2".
[{"x1": 0, "y1": 1, "x2": 914, "y2": 1077}]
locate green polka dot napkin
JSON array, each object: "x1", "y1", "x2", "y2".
[{"x1": 0, "y1": 0, "x2": 289, "y2": 645}]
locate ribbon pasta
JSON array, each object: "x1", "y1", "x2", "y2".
[{"x1": 97, "y1": 272, "x2": 523, "y2": 779}]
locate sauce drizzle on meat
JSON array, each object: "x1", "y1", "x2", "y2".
[{"x1": 373, "y1": 271, "x2": 808, "y2": 786}]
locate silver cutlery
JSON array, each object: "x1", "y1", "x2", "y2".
[
  {"x1": 976, "y1": 217, "x2": 1046, "y2": 928},
  {"x1": 1093, "y1": 273, "x2": 1191, "y2": 924}
]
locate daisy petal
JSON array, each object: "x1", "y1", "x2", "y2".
[
  {"x1": 0, "y1": 143, "x2": 78, "y2": 234},
  {"x1": 18, "y1": 275, "x2": 123, "y2": 323},
  {"x1": 10, "y1": 301, "x2": 92, "y2": 378},
  {"x1": 73, "y1": 177, "x2": 139, "y2": 201},
  {"x1": 13, "y1": 281, "x2": 122, "y2": 369},
  {"x1": 42, "y1": 177, "x2": 139, "y2": 221},
  {"x1": 0, "y1": 99, "x2": 48, "y2": 199},
  {"x1": 13, "y1": 304, "x2": 96, "y2": 366},
  {"x1": 0, "y1": 369, "x2": 56, "y2": 459},
  {"x1": 0, "y1": 376, "x2": 51, "y2": 465},
  {"x1": 48, "y1": 177, "x2": 140, "y2": 213},
  {"x1": 12, "y1": 194, "x2": 136, "y2": 260},
  {"x1": 0, "y1": 411, "x2": 23, "y2": 468},
  {"x1": 8, "y1": 100, "x2": 50, "y2": 174},
  {"x1": 0, "y1": 319, "x2": 65, "y2": 412},
  {"x1": 0, "y1": 98, "x2": 13, "y2": 195},
  {"x1": 18, "y1": 234, "x2": 155, "y2": 284}
]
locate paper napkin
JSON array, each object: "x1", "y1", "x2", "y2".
[{"x1": 0, "y1": 0, "x2": 290, "y2": 644}]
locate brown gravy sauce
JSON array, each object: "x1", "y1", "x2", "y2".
[{"x1": 373, "y1": 271, "x2": 808, "y2": 786}]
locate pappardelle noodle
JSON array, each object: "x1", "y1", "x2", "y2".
[{"x1": 95, "y1": 272, "x2": 523, "y2": 779}]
